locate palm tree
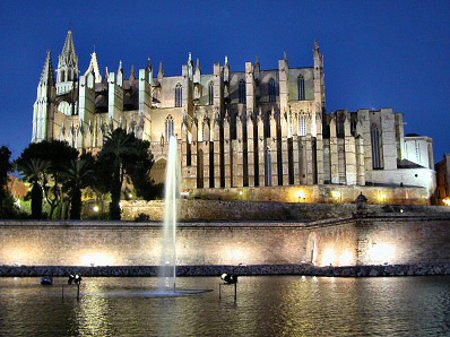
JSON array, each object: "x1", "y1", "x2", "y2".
[
  {"x1": 17, "y1": 158, "x2": 50, "y2": 219},
  {"x1": 99, "y1": 129, "x2": 136, "y2": 220},
  {"x1": 63, "y1": 158, "x2": 94, "y2": 220}
]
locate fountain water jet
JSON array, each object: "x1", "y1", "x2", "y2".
[{"x1": 159, "y1": 136, "x2": 180, "y2": 292}]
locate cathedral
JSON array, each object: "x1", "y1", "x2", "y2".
[{"x1": 32, "y1": 31, "x2": 436, "y2": 195}]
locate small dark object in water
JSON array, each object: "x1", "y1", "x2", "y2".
[{"x1": 40, "y1": 276, "x2": 53, "y2": 286}]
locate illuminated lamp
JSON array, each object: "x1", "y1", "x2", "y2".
[
  {"x1": 68, "y1": 274, "x2": 82, "y2": 285},
  {"x1": 296, "y1": 190, "x2": 306, "y2": 201},
  {"x1": 221, "y1": 273, "x2": 238, "y2": 284},
  {"x1": 443, "y1": 198, "x2": 450, "y2": 206}
]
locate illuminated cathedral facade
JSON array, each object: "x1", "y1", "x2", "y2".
[{"x1": 32, "y1": 31, "x2": 436, "y2": 194}]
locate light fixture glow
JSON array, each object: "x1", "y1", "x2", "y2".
[
  {"x1": 321, "y1": 248, "x2": 336, "y2": 266},
  {"x1": 80, "y1": 252, "x2": 114, "y2": 267},
  {"x1": 368, "y1": 243, "x2": 395, "y2": 264},
  {"x1": 339, "y1": 251, "x2": 353, "y2": 266}
]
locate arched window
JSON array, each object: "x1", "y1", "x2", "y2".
[
  {"x1": 238, "y1": 79, "x2": 246, "y2": 104},
  {"x1": 175, "y1": 83, "x2": 182, "y2": 107},
  {"x1": 298, "y1": 74, "x2": 305, "y2": 100},
  {"x1": 165, "y1": 114, "x2": 174, "y2": 141},
  {"x1": 298, "y1": 114, "x2": 306, "y2": 136},
  {"x1": 371, "y1": 124, "x2": 383, "y2": 169},
  {"x1": 268, "y1": 78, "x2": 276, "y2": 103},
  {"x1": 60, "y1": 70, "x2": 65, "y2": 82},
  {"x1": 208, "y1": 82, "x2": 214, "y2": 105}
]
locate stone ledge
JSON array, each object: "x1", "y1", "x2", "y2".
[{"x1": 2, "y1": 264, "x2": 450, "y2": 277}]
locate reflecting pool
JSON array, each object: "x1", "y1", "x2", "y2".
[{"x1": 0, "y1": 276, "x2": 449, "y2": 336}]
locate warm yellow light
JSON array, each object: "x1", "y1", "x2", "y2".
[
  {"x1": 378, "y1": 193, "x2": 387, "y2": 203},
  {"x1": 93, "y1": 205, "x2": 99, "y2": 212},
  {"x1": 321, "y1": 248, "x2": 336, "y2": 266},
  {"x1": 442, "y1": 198, "x2": 450, "y2": 206},
  {"x1": 296, "y1": 190, "x2": 305, "y2": 200},
  {"x1": 368, "y1": 243, "x2": 395, "y2": 264},
  {"x1": 80, "y1": 252, "x2": 115, "y2": 267},
  {"x1": 331, "y1": 191, "x2": 341, "y2": 200}
]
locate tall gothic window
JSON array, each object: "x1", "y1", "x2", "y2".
[
  {"x1": 268, "y1": 78, "x2": 276, "y2": 103},
  {"x1": 371, "y1": 124, "x2": 383, "y2": 169},
  {"x1": 208, "y1": 81, "x2": 214, "y2": 105},
  {"x1": 298, "y1": 74, "x2": 305, "y2": 100},
  {"x1": 265, "y1": 146, "x2": 272, "y2": 186},
  {"x1": 175, "y1": 83, "x2": 182, "y2": 107},
  {"x1": 239, "y1": 79, "x2": 246, "y2": 104},
  {"x1": 165, "y1": 115, "x2": 174, "y2": 141},
  {"x1": 298, "y1": 114, "x2": 307, "y2": 136}
]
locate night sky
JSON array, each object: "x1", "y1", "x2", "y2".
[{"x1": 0, "y1": 1, "x2": 448, "y2": 162}]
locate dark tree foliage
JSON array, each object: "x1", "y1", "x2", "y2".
[
  {"x1": 16, "y1": 140, "x2": 79, "y2": 219},
  {"x1": 0, "y1": 146, "x2": 15, "y2": 218},
  {"x1": 97, "y1": 129, "x2": 155, "y2": 220},
  {"x1": 63, "y1": 153, "x2": 95, "y2": 220}
]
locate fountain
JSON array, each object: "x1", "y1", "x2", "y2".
[
  {"x1": 153, "y1": 136, "x2": 210, "y2": 296},
  {"x1": 159, "y1": 136, "x2": 179, "y2": 292},
  {"x1": 82, "y1": 136, "x2": 210, "y2": 298}
]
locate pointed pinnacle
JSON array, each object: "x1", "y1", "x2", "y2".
[{"x1": 147, "y1": 57, "x2": 152, "y2": 71}]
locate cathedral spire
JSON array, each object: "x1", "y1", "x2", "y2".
[
  {"x1": 57, "y1": 30, "x2": 79, "y2": 85},
  {"x1": 158, "y1": 61, "x2": 164, "y2": 81},
  {"x1": 39, "y1": 50, "x2": 55, "y2": 86},
  {"x1": 84, "y1": 51, "x2": 102, "y2": 84},
  {"x1": 129, "y1": 65, "x2": 136, "y2": 83},
  {"x1": 62, "y1": 30, "x2": 76, "y2": 56},
  {"x1": 314, "y1": 40, "x2": 320, "y2": 54}
]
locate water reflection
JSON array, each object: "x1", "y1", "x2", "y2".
[{"x1": 0, "y1": 276, "x2": 449, "y2": 336}]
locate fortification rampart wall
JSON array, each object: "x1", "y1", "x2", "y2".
[
  {"x1": 0, "y1": 220, "x2": 356, "y2": 267},
  {"x1": 1, "y1": 216, "x2": 449, "y2": 269}
]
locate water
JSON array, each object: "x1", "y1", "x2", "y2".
[
  {"x1": 159, "y1": 136, "x2": 180, "y2": 291},
  {"x1": 1, "y1": 276, "x2": 449, "y2": 337}
]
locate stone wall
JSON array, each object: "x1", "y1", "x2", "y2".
[
  {"x1": 120, "y1": 199, "x2": 358, "y2": 222},
  {"x1": 120, "y1": 198, "x2": 448, "y2": 222},
  {"x1": 1, "y1": 215, "x2": 450, "y2": 270},
  {"x1": 188, "y1": 185, "x2": 429, "y2": 205},
  {"x1": 356, "y1": 216, "x2": 450, "y2": 265},
  {"x1": 0, "y1": 220, "x2": 356, "y2": 267}
]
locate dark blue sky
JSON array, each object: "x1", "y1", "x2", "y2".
[{"x1": 0, "y1": 1, "x2": 448, "y2": 161}]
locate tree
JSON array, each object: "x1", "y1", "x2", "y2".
[
  {"x1": 0, "y1": 146, "x2": 15, "y2": 218},
  {"x1": 17, "y1": 158, "x2": 49, "y2": 219},
  {"x1": 16, "y1": 140, "x2": 79, "y2": 219},
  {"x1": 63, "y1": 154, "x2": 95, "y2": 220},
  {"x1": 97, "y1": 128, "x2": 155, "y2": 220}
]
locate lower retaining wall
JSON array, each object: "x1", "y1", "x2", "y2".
[{"x1": 1, "y1": 215, "x2": 450, "y2": 273}]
